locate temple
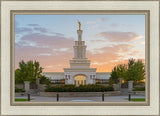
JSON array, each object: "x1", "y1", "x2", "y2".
[{"x1": 43, "y1": 22, "x2": 110, "y2": 86}]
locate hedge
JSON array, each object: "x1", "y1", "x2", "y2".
[
  {"x1": 45, "y1": 84, "x2": 114, "y2": 92},
  {"x1": 15, "y1": 88, "x2": 25, "y2": 93}
]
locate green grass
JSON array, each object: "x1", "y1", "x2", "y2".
[
  {"x1": 125, "y1": 98, "x2": 145, "y2": 101},
  {"x1": 132, "y1": 87, "x2": 145, "y2": 91},
  {"x1": 15, "y1": 98, "x2": 34, "y2": 101}
]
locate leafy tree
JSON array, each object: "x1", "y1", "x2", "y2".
[
  {"x1": 109, "y1": 64, "x2": 127, "y2": 84},
  {"x1": 15, "y1": 60, "x2": 44, "y2": 84},
  {"x1": 117, "y1": 64, "x2": 127, "y2": 79},
  {"x1": 15, "y1": 69, "x2": 23, "y2": 84},
  {"x1": 124, "y1": 59, "x2": 145, "y2": 82},
  {"x1": 110, "y1": 58, "x2": 145, "y2": 84},
  {"x1": 39, "y1": 75, "x2": 51, "y2": 85}
]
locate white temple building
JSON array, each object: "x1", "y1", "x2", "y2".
[{"x1": 43, "y1": 23, "x2": 110, "y2": 86}]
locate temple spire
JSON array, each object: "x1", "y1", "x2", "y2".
[
  {"x1": 73, "y1": 21, "x2": 87, "y2": 59},
  {"x1": 78, "y1": 21, "x2": 81, "y2": 30},
  {"x1": 77, "y1": 21, "x2": 82, "y2": 41}
]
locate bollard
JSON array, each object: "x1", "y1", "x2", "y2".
[
  {"x1": 27, "y1": 94, "x2": 30, "y2": 101},
  {"x1": 102, "y1": 92, "x2": 104, "y2": 101},
  {"x1": 128, "y1": 93, "x2": 131, "y2": 101},
  {"x1": 57, "y1": 93, "x2": 59, "y2": 102}
]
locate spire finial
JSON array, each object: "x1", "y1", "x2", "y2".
[{"x1": 78, "y1": 21, "x2": 81, "y2": 30}]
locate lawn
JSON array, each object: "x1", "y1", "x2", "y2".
[
  {"x1": 15, "y1": 98, "x2": 34, "y2": 101},
  {"x1": 125, "y1": 98, "x2": 145, "y2": 101}
]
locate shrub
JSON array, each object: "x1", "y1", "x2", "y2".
[
  {"x1": 132, "y1": 87, "x2": 145, "y2": 91},
  {"x1": 15, "y1": 88, "x2": 25, "y2": 93},
  {"x1": 45, "y1": 84, "x2": 114, "y2": 92}
]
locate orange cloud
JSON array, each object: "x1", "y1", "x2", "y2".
[{"x1": 97, "y1": 31, "x2": 143, "y2": 42}]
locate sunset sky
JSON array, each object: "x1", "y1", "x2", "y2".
[{"x1": 15, "y1": 15, "x2": 145, "y2": 72}]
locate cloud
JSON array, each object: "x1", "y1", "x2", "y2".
[
  {"x1": 16, "y1": 23, "x2": 65, "y2": 37},
  {"x1": 15, "y1": 30, "x2": 76, "y2": 72},
  {"x1": 34, "y1": 27, "x2": 48, "y2": 33},
  {"x1": 109, "y1": 23, "x2": 119, "y2": 27},
  {"x1": 87, "y1": 44, "x2": 143, "y2": 72},
  {"x1": 27, "y1": 24, "x2": 40, "y2": 27},
  {"x1": 90, "y1": 39, "x2": 106, "y2": 43},
  {"x1": 87, "y1": 21, "x2": 97, "y2": 24},
  {"x1": 15, "y1": 37, "x2": 144, "y2": 72},
  {"x1": 97, "y1": 31, "x2": 143, "y2": 42},
  {"x1": 50, "y1": 32, "x2": 65, "y2": 37},
  {"x1": 109, "y1": 23, "x2": 134, "y2": 28},
  {"x1": 39, "y1": 53, "x2": 52, "y2": 56},
  {"x1": 16, "y1": 23, "x2": 49, "y2": 34},
  {"x1": 15, "y1": 27, "x2": 33, "y2": 34},
  {"x1": 19, "y1": 33, "x2": 74, "y2": 49},
  {"x1": 87, "y1": 17, "x2": 109, "y2": 26},
  {"x1": 15, "y1": 42, "x2": 73, "y2": 72},
  {"x1": 141, "y1": 41, "x2": 145, "y2": 44},
  {"x1": 97, "y1": 17, "x2": 109, "y2": 22}
]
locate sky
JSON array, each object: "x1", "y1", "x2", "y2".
[{"x1": 15, "y1": 15, "x2": 145, "y2": 72}]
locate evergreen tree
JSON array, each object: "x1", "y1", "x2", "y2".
[{"x1": 110, "y1": 66, "x2": 119, "y2": 84}]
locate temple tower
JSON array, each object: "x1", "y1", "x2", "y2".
[{"x1": 64, "y1": 22, "x2": 96, "y2": 85}]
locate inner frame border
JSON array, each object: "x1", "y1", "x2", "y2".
[{"x1": 10, "y1": 10, "x2": 150, "y2": 106}]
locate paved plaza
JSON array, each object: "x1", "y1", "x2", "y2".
[{"x1": 15, "y1": 95, "x2": 145, "y2": 102}]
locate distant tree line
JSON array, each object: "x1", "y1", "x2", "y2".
[{"x1": 109, "y1": 58, "x2": 145, "y2": 84}]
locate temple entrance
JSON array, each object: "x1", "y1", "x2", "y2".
[{"x1": 74, "y1": 75, "x2": 86, "y2": 86}]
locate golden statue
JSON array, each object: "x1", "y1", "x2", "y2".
[{"x1": 78, "y1": 21, "x2": 81, "y2": 30}]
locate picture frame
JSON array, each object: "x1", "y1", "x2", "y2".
[{"x1": 0, "y1": 0, "x2": 159, "y2": 115}]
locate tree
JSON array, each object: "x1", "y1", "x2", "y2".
[
  {"x1": 15, "y1": 69, "x2": 23, "y2": 84},
  {"x1": 117, "y1": 64, "x2": 127, "y2": 79},
  {"x1": 15, "y1": 60, "x2": 44, "y2": 84},
  {"x1": 124, "y1": 58, "x2": 145, "y2": 82},
  {"x1": 109, "y1": 66, "x2": 119, "y2": 84},
  {"x1": 39, "y1": 75, "x2": 51, "y2": 85},
  {"x1": 110, "y1": 58, "x2": 145, "y2": 84},
  {"x1": 109, "y1": 64, "x2": 127, "y2": 84}
]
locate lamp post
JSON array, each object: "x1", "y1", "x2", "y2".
[{"x1": 102, "y1": 92, "x2": 104, "y2": 101}]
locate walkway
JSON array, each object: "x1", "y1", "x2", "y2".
[{"x1": 15, "y1": 95, "x2": 145, "y2": 102}]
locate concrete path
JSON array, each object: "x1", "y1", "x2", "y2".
[{"x1": 15, "y1": 95, "x2": 145, "y2": 102}]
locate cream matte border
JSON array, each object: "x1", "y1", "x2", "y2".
[
  {"x1": 1, "y1": 1, "x2": 159, "y2": 116},
  {"x1": 10, "y1": 10, "x2": 150, "y2": 107}
]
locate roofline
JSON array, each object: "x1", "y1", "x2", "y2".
[
  {"x1": 42, "y1": 72, "x2": 111, "y2": 73},
  {"x1": 96, "y1": 72, "x2": 111, "y2": 73},
  {"x1": 42, "y1": 72, "x2": 64, "y2": 73}
]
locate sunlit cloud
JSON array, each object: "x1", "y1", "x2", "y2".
[
  {"x1": 39, "y1": 53, "x2": 52, "y2": 56},
  {"x1": 141, "y1": 41, "x2": 145, "y2": 44},
  {"x1": 97, "y1": 31, "x2": 143, "y2": 42}
]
